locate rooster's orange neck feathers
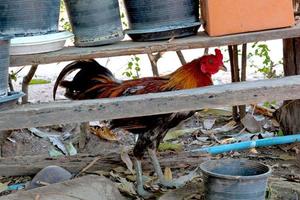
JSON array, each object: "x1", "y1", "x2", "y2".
[{"x1": 161, "y1": 58, "x2": 213, "y2": 90}]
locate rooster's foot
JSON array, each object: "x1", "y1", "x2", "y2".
[
  {"x1": 137, "y1": 186, "x2": 153, "y2": 199},
  {"x1": 159, "y1": 179, "x2": 186, "y2": 189},
  {"x1": 159, "y1": 167, "x2": 201, "y2": 189}
]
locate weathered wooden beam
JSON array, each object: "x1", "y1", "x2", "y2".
[
  {"x1": 10, "y1": 24, "x2": 300, "y2": 67},
  {"x1": 0, "y1": 152, "x2": 207, "y2": 177},
  {"x1": 1, "y1": 76, "x2": 300, "y2": 130}
]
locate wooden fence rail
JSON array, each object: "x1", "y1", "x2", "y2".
[{"x1": 1, "y1": 75, "x2": 300, "y2": 130}]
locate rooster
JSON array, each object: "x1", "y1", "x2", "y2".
[{"x1": 53, "y1": 49, "x2": 226, "y2": 198}]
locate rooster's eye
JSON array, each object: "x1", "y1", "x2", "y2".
[{"x1": 208, "y1": 59, "x2": 214, "y2": 64}]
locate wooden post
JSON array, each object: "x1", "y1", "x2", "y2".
[
  {"x1": 239, "y1": 44, "x2": 247, "y2": 118},
  {"x1": 21, "y1": 64, "x2": 38, "y2": 104},
  {"x1": 176, "y1": 50, "x2": 187, "y2": 65},
  {"x1": 147, "y1": 52, "x2": 165, "y2": 77},
  {"x1": 0, "y1": 131, "x2": 10, "y2": 157},
  {"x1": 228, "y1": 45, "x2": 239, "y2": 121},
  {"x1": 275, "y1": 38, "x2": 300, "y2": 134},
  {"x1": 228, "y1": 44, "x2": 247, "y2": 120}
]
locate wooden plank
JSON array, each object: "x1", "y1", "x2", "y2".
[
  {"x1": 0, "y1": 152, "x2": 207, "y2": 177},
  {"x1": 1, "y1": 75, "x2": 300, "y2": 130},
  {"x1": 0, "y1": 176, "x2": 126, "y2": 200},
  {"x1": 10, "y1": 24, "x2": 300, "y2": 67}
]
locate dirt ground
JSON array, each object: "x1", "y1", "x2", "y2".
[{"x1": 1, "y1": 106, "x2": 300, "y2": 199}]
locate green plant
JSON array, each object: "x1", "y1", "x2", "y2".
[
  {"x1": 249, "y1": 42, "x2": 283, "y2": 79},
  {"x1": 120, "y1": 12, "x2": 128, "y2": 29},
  {"x1": 9, "y1": 67, "x2": 25, "y2": 82},
  {"x1": 59, "y1": 0, "x2": 72, "y2": 31},
  {"x1": 123, "y1": 56, "x2": 141, "y2": 79},
  {"x1": 29, "y1": 79, "x2": 51, "y2": 85},
  {"x1": 263, "y1": 100, "x2": 277, "y2": 109}
]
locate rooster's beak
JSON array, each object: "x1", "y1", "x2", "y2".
[{"x1": 220, "y1": 65, "x2": 227, "y2": 72}]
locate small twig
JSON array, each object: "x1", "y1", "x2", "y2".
[
  {"x1": 204, "y1": 48, "x2": 209, "y2": 55},
  {"x1": 36, "y1": 181, "x2": 50, "y2": 186},
  {"x1": 8, "y1": 75, "x2": 14, "y2": 92},
  {"x1": 76, "y1": 156, "x2": 101, "y2": 176},
  {"x1": 176, "y1": 51, "x2": 187, "y2": 65}
]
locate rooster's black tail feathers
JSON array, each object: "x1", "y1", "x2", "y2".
[{"x1": 53, "y1": 59, "x2": 117, "y2": 100}]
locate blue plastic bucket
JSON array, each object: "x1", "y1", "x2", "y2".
[
  {"x1": 64, "y1": 0, "x2": 124, "y2": 47},
  {"x1": 200, "y1": 159, "x2": 271, "y2": 200},
  {"x1": 0, "y1": 0, "x2": 60, "y2": 37}
]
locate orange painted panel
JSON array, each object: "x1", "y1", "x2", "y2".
[{"x1": 200, "y1": 0, "x2": 295, "y2": 36}]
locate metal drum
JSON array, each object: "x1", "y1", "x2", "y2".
[
  {"x1": 64, "y1": 0, "x2": 124, "y2": 47},
  {"x1": 0, "y1": 35, "x2": 10, "y2": 97},
  {"x1": 0, "y1": 0, "x2": 60, "y2": 36},
  {"x1": 125, "y1": 0, "x2": 201, "y2": 41}
]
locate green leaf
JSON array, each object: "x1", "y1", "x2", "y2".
[
  {"x1": 29, "y1": 79, "x2": 51, "y2": 85},
  {"x1": 134, "y1": 56, "x2": 140, "y2": 62},
  {"x1": 128, "y1": 62, "x2": 133, "y2": 68},
  {"x1": 158, "y1": 142, "x2": 183, "y2": 152}
]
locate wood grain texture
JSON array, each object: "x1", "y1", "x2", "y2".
[
  {"x1": 1, "y1": 76, "x2": 300, "y2": 130},
  {"x1": 10, "y1": 24, "x2": 300, "y2": 67},
  {"x1": 0, "y1": 152, "x2": 207, "y2": 177}
]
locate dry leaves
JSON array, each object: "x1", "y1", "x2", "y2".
[
  {"x1": 110, "y1": 172, "x2": 137, "y2": 196},
  {"x1": 90, "y1": 126, "x2": 118, "y2": 141},
  {"x1": 203, "y1": 118, "x2": 216, "y2": 130},
  {"x1": 35, "y1": 194, "x2": 41, "y2": 200},
  {"x1": 241, "y1": 113, "x2": 262, "y2": 133},
  {"x1": 164, "y1": 167, "x2": 173, "y2": 181},
  {"x1": 120, "y1": 147, "x2": 134, "y2": 174},
  {"x1": 251, "y1": 104, "x2": 275, "y2": 117}
]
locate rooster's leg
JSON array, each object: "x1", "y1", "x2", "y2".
[
  {"x1": 134, "y1": 158, "x2": 153, "y2": 198},
  {"x1": 148, "y1": 148, "x2": 195, "y2": 188}
]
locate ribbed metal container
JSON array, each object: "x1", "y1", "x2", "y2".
[
  {"x1": 0, "y1": 35, "x2": 10, "y2": 97},
  {"x1": 0, "y1": 92, "x2": 24, "y2": 111},
  {"x1": 0, "y1": 0, "x2": 60, "y2": 37},
  {"x1": 200, "y1": 159, "x2": 271, "y2": 200},
  {"x1": 124, "y1": 0, "x2": 201, "y2": 41},
  {"x1": 64, "y1": 0, "x2": 124, "y2": 47}
]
